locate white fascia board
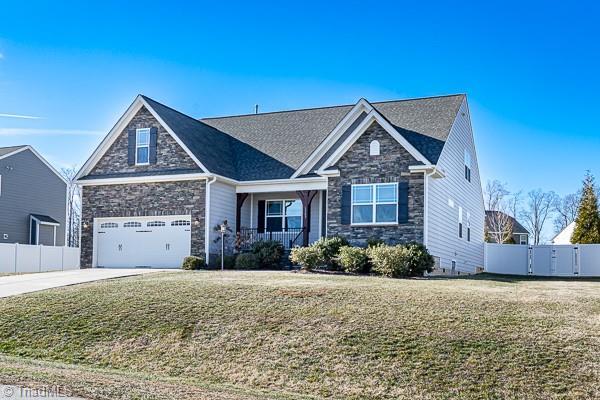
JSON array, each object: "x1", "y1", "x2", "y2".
[
  {"x1": 0, "y1": 146, "x2": 29, "y2": 161},
  {"x1": 290, "y1": 99, "x2": 374, "y2": 178},
  {"x1": 75, "y1": 96, "x2": 145, "y2": 180},
  {"x1": 76, "y1": 173, "x2": 210, "y2": 186},
  {"x1": 138, "y1": 97, "x2": 210, "y2": 173},
  {"x1": 316, "y1": 110, "x2": 431, "y2": 173},
  {"x1": 316, "y1": 169, "x2": 340, "y2": 177},
  {"x1": 236, "y1": 178, "x2": 327, "y2": 193},
  {"x1": 408, "y1": 164, "x2": 445, "y2": 178}
]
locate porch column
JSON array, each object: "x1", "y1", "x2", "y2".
[
  {"x1": 296, "y1": 190, "x2": 319, "y2": 246},
  {"x1": 236, "y1": 193, "x2": 249, "y2": 233}
]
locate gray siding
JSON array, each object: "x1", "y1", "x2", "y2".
[
  {"x1": 0, "y1": 149, "x2": 67, "y2": 246},
  {"x1": 38, "y1": 224, "x2": 55, "y2": 246},
  {"x1": 426, "y1": 99, "x2": 485, "y2": 272},
  {"x1": 208, "y1": 180, "x2": 237, "y2": 255}
]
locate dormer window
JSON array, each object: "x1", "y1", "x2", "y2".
[{"x1": 136, "y1": 128, "x2": 150, "y2": 165}]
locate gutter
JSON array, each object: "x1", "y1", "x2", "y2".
[{"x1": 204, "y1": 176, "x2": 217, "y2": 258}]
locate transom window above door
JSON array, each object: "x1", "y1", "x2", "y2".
[
  {"x1": 136, "y1": 128, "x2": 150, "y2": 165},
  {"x1": 351, "y1": 183, "x2": 398, "y2": 224},
  {"x1": 266, "y1": 199, "x2": 302, "y2": 232}
]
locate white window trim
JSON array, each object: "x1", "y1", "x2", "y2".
[
  {"x1": 351, "y1": 182, "x2": 398, "y2": 226},
  {"x1": 264, "y1": 199, "x2": 303, "y2": 232},
  {"x1": 135, "y1": 128, "x2": 150, "y2": 165}
]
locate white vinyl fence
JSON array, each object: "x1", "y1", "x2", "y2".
[
  {"x1": 0, "y1": 244, "x2": 80, "y2": 273},
  {"x1": 485, "y1": 243, "x2": 600, "y2": 277}
]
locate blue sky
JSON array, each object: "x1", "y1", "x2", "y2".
[{"x1": 0, "y1": 0, "x2": 598, "y2": 202}]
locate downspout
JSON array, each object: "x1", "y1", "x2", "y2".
[
  {"x1": 204, "y1": 176, "x2": 217, "y2": 259},
  {"x1": 423, "y1": 169, "x2": 437, "y2": 249}
]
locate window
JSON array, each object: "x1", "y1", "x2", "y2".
[
  {"x1": 123, "y1": 221, "x2": 142, "y2": 228},
  {"x1": 147, "y1": 221, "x2": 165, "y2": 227},
  {"x1": 466, "y1": 212, "x2": 471, "y2": 242},
  {"x1": 458, "y1": 207, "x2": 463, "y2": 238},
  {"x1": 351, "y1": 183, "x2": 398, "y2": 224},
  {"x1": 369, "y1": 140, "x2": 380, "y2": 156},
  {"x1": 519, "y1": 234, "x2": 528, "y2": 245},
  {"x1": 266, "y1": 199, "x2": 302, "y2": 232},
  {"x1": 464, "y1": 150, "x2": 472, "y2": 182},
  {"x1": 136, "y1": 128, "x2": 150, "y2": 165},
  {"x1": 171, "y1": 220, "x2": 191, "y2": 226},
  {"x1": 100, "y1": 222, "x2": 118, "y2": 229}
]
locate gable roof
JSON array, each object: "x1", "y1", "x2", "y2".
[
  {"x1": 79, "y1": 94, "x2": 465, "y2": 182},
  {"x1": 485, "y1": 210, "x2": 530, "y2": 235},
  {"x1": 0, "y1": 145, "x2": 28, "y2": 158}
]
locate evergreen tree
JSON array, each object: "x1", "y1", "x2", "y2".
[{"x1": 571, "y1": 172, "x2": 600, "y2": 244}]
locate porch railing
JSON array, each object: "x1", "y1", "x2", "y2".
[{"x1": 237, "y1": 227, "x2": 305, "y2": 251}]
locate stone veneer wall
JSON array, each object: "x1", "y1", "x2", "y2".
[
  {"x1": 80, "y1": 180, "x2": 206, "y2": 268},
  {"x1": 327, "y1": 121, "x2": 425, "y2": 245},
  {"x1": 90, "y1": 106, "x2": 201, "y2": 175}
]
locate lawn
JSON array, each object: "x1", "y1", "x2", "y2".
[{"x1": 0, "y1": 271, "x2": 598, "y2": 400}]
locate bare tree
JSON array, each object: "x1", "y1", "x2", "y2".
[
  {"x1": 521, "y1": 189, "x2": 558, "y2": 245},
  {"x1": 61, "y1": 167, "x2": 81, "y2": 247},
  {"x1": 553, "y1": 192, "x2": 580, "y2": 234},
  {"x1": 484, "y1": 180, "x2": 514, "y2": 243}
]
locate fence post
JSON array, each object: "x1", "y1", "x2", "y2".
[
  {"x1": 39, "y1": 245, "x2": 43, "y2": 272},
  {"x1": 61, "y1": 246, "x2": 65, "y2": 271}
]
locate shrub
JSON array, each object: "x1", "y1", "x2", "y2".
[
  {"x1": 367, "y1": 245, "x2": 405, "y2": 278},
  {"x1": 289, "y1": 246, "x2": 323, "y2": 271},
  {"x1": 366, "y1": 237, "x2": 385, "y2": 248},
  {"x1": 182, "y1": 256, "x2": 204, "y2": 270},
  {"x1": 367, "y1": 243, "x2": 435, "y2": 278},
  {"x1": 251, "y1": 240, "x2": 284, "y2": 269},
  {"x1": 223, "y1": 254, "x2": 237, "y2": 269},
  {"x1": 402, "y1": 242, "x2": 435, "y2": 276},
  {"x1": 312, "y1": 236, "x2": 349, "y2": 270},
  {"x1": 235, "y1": 253, "x2": 260, "y2": 270},
  {"x1": 337, "y1": 246, "x2": 369, "y2": 274}
]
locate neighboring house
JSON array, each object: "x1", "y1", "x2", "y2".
[
  {"x1": 484, "y1": 210, "x2": 529, "y2": 245},
  {"x1": 0, "y1": 145, "x2": 68, "y2": 246},
  {"x1": 552, "y1": 221, "x2": 575, "y2": 244},
  {"x1": 75, "y1": 93, "x2": 485, "y2": 272}
]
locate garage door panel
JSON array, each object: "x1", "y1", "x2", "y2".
[{"x1": 95, "y1": 216, "x2": 191, "y2": 268}]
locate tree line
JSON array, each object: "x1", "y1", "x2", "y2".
[{"x1": 485, "y1": 171, "x2": 600, "y2": 245}]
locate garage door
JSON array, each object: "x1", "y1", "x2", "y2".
[{"x1": 95, "y1": 215, "x2": 191, "y2": 268}]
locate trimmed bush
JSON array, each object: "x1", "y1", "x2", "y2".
[
  {"x1": 402, "y1": 242, "x2": 435, "y2": 276},
  {"x1": 367, "y1": 243, "x2": 434, "y2": 278},
  {"x1": 367, "y1": 245, "x2": 405, "y2": 278},
  {"x1": 289, "y1": 246, "x2": 323, "y2": 271},
  {"x1": 182, "y1": 256, "x2": 204, "y2": 270},
  {"x1": 337, "y1": 246, "x2": 369, "y2": 274},
  {"x1": 235, "y1": 253, "x2": 260, "y2": 270},
  {"x1": 312, "y1": 236, "x2": 349, "y2": 270},
  {"x1": 251, "y1": 240, "x2": 284, "y2": 269}
]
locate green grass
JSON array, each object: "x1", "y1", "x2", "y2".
[{"x1": 0, "y1": 271, "x2": 598, "y2": 399}]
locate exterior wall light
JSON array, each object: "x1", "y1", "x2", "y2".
[{"x1": 194, "y1": 218, "x2": 200, "y2": 226}]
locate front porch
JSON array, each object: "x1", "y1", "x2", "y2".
[{"x1": 235, "y1": 189, "x2": 326, "y2": 251}]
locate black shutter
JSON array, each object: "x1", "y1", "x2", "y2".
[
  {"x1": 257, "y1": 200, "x2": 265, "y2": 233},
  {"x1": 341, "y1": 185, "x2": 351, "y2": 225},
  {"x1": 127, "y1": 129, "x2": 136, "y2": 166},
  {"x1": 398, "y1": 181, "x2": 409, "y2": 223},
  {"x1": 149, "y1": 127, "x2": 158, "y2": 164}
]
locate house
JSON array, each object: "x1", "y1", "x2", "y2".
[
  {"x1": 75, "y1": 93, "x2": 485, "y2": 272},
  {"x1": 484, "y1": 210, "x2": 529, "y2": 245},
  {"x1": 552, "y1": 221, "x2": 575, "y2": 244},
  {"x1": 0, "y1": 145, "x2": 68, "y2": 246}
]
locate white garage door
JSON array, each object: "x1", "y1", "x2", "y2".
[{"x1": 95, "y1": 215, "x2": 191, "y2": 268}]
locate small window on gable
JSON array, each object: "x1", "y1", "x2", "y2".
[
  {"x1": 369, "y1": 140, "x2": 380, "y2": 156},
  {"x1": 464, "y1": 150, "x2": 472, "y2": 182},
  {"x1": 124, "y1": 221, "x2": 142, "y2": 228},
  {"x1": 136, "y1": 128, "x2": 150, "y2": 165}
]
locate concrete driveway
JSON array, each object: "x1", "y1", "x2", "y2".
[{"x1": 0, "y1": 269, "x2": 170, "y2": 298}]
